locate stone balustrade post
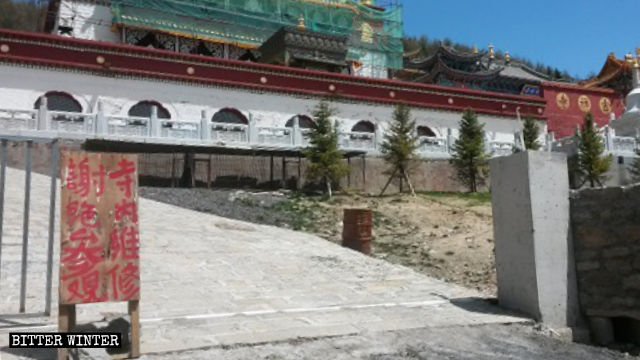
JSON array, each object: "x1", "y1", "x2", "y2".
[
  {"x1": 513, "y1": 131, "x2": 524, "y2": 152},
  {"x1": 200, "y1": 110, "x2": 210, "y2": 142},
  {"x1": 545, "y1": 132, "x2": 555, "y2": 152},
  {"x1": 446, "y1": 128, "x2": 454, "y2": 154},
  {"x1": 248, "y1": 114, "x2": 257, "y2": 144},
  {"x1": 37, "y1": 97, "x2": 48, "y2": 131},
  {"x1": 604, "y1": 126, "x2": 614, "y2": 152},
  {"x1": 150, "y1": 105, "x2": 161, "y2": 138},
  {"x1": 374, "y1": 124, "x2": 382, "y2": 152},
  {"x1": 293, "y1": 116, "x2": 301, "y2": 146},
  {"x1": 95, "y1": 101, "x2": 107, "y2": 136}
]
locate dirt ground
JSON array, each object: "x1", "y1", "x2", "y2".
[
  {"x1": 281, "y1": 192, "x2": 497, "y2": 296},
  {"x1": 141, "y1": 188, "x2": 497, "y2": 296}
]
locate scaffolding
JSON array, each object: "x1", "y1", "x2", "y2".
[{"x1": 111, "y1": 0, "x2": 404, "y2": 70}]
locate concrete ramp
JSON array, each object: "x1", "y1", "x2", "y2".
[{"x1": 0, "y1": 168, "x2": 528, "y2": 357}]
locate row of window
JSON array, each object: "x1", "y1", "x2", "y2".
[{"x1": 34, "y1": 91, "x2": 437, "y2": 136}]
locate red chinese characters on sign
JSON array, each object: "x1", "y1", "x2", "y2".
[{"x1": 60, "y1": 151, "x2": 140, "y2": 305}]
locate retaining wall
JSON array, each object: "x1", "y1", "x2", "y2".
[{"x1": 570, "y1": 184, "x2": 640, "y2": 320}]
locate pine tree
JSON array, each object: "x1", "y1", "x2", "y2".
[
  {"x1": 379, "y1": 104, "x2": 419, "y2": 196},
  {"x1": 451, "y1": 108, "x2": 489, "y2": 193},
  {"x1": 303, "y1": 100, "x2": 349, "y2": 197},
  {"x1": 576, "y1": 112, "x2": 612, "y2": 188},
  {"x1": 522, "y1": 116, "x2": 541, "y2": 150}
]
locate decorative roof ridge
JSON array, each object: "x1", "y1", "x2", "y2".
[{"x1": 502, "y1": 62, "x2": 552, "y2": 81}]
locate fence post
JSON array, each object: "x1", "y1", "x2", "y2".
[
  {"x1": 44, "y1": 139, "x2": 58, "y2": 316},
  {"x1": 37, "y1": 97, "x2": 48, "y2": 131},
  {"x1": 19, "y1": 140, "x2": 33, "y2": 313},
  {"x1": 200, "y1": 110, "x2": 210, "y2": 142}
]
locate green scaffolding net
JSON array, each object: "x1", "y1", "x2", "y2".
[{"x1": 111, "y1": 0, "x2": 404, "y2": 70}]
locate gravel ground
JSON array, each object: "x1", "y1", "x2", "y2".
[
  {"x1": 139, "y1": 187, "x2": 295, "y2": 227},
  {"x1": 142, "y1": 324, "x2": 632, "y2": 360}
]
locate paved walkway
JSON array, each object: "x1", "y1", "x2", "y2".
[{"x1": 0, "y1": 167, "x2": 527, "y2": 358}]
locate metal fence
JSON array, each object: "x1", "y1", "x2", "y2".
[{"x1": 0, "y1": 136, "x2": 59, "y2": 316}]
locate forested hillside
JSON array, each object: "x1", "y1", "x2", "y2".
[{"x1": 0, "y1": 0, "x2": 47, "y2": 32}]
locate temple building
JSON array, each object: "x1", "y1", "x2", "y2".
[
  {"x1": 45, "y1": 0, "x2": 404, "y2": 79},
  {"x1": 397, "y1": 44, "x2": 550, "y2": 96},
  {"x1": 580, "y1": 49, "x2": 640, "y2": 96},
  {"x1": 1, "y1": 0, "x2": 636, "y2": 190},
  {"x1": 398, "y1": 44, "x2": 626, "y2": 138}
]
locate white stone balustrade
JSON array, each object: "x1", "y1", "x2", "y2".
[{"x1": 0, "y1": 103, "x2": 538, "y2": 159}]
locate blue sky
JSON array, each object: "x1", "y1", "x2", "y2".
[{"x1": 400, "y1": 0, "x2": 638, "y2": 79}]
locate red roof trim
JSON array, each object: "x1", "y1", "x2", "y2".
[{"x1": 0, "y1": 29, "x2": 546, "y2": 119}]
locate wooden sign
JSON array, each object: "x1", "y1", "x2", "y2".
[
  {"x1": 60, "y1": 151, "x2": 140, "y2": 304},
  {"x1": 59, "y1": 150, "x2": 140, "y2": 359}
]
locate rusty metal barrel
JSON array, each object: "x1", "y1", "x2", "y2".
[{"x1": 342, "y1": 209, "x2": 372, "y2": 255}]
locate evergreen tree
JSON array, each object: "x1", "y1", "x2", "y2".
[
  {"x1": 451, "y1": 108, "x2": 489, "y2": 193},
  {"x1": 576, "y1": 112, "x2": 612, "y2": 188},
  {"x1": 379, "y1": 104, "x2": 419, "y2": 196},
  {"x1": 522, "y1": 116, "x2": 541, "y2": 150},
  {"x1": 303, "y1": 100, "x2": 348, "y2": 197}
]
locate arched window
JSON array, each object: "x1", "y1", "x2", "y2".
[
  {"x1": 128, "y1": 101, "x2": 171, "y2": 119},
  {"x1": 211, "y1": 108, "x2": 248, "y2": 124},
  {"x1": 34, "y1": 91, "x2": 82, "y2": 113},
  {"x1": 417, "y1": 126, "x2": 437, "y2": 137},
  {"x1": 285, "y1": 115, "x2": 316, "y2": 129},
  {"x1": 351, "y1": 120, "x2": 375, "y2": 133}
]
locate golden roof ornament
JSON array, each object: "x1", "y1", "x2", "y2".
[
  {"x1": 298, "y1": 14, "x2": 306, "y2": 30},
  {"x1": 636, "y1": 46, "x2": 640, "y2": 57},
  {"x1": 472, "y1": 44, "x2": 478, "y2": 54},
  {"x1": 504, "y1": 50, "x2": 511, "y2": 64},
  {"x1": 361, "y1": 0, "x2": 373, "y2": 4},
  {"x1": 488, "y1": 44, "x2": 495, "y2": 60},
  {"x1": 625, "y1": 52, "x2": 633, "y2": 62}
]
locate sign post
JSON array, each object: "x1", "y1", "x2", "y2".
[{"x1": 59, "y1": 151, "x2": 140, "y2": 360}]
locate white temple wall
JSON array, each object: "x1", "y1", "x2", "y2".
[
  {"x1": 0, "y1": 64, "x2": 527, "y2": 138},
  {"x1": 56, "y1": 0, "x2": 119, "y2": 42}
]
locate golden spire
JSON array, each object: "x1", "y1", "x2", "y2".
[
  {"x1": 504, "y1": 50, "x2": 511, "y2": 64},
  {"x1": 472, "y1": 44, "x2": 478, "y2": 54},
  {"x1": 634, "y1": 57, "x2": 640, "y2": 69},
  {"x1": 298, "y1": 14, "x2": 306, "y2": 30},
  {"x1": 608, "y1": 52, "x2": 616, "y2": 59},
  {"x1": 488, "y1": 44, "x2": 495, "y2": 59},
  {"x1": 636, "y1": 46, "x2": 640, "y2": 58}
]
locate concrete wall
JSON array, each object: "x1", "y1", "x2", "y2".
[
  {"x1": 570, "y1": 184, "x2": 640, "y2": 320},
  {"x1": 0, "y1": 63, "x2": 528, "y2": 144},
  {"x1": 490, "y1": 151, "x2": 580, "y2": 328},
  {"x1": 1, "y1": 139, "x2": 471, "y2": 193}
]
